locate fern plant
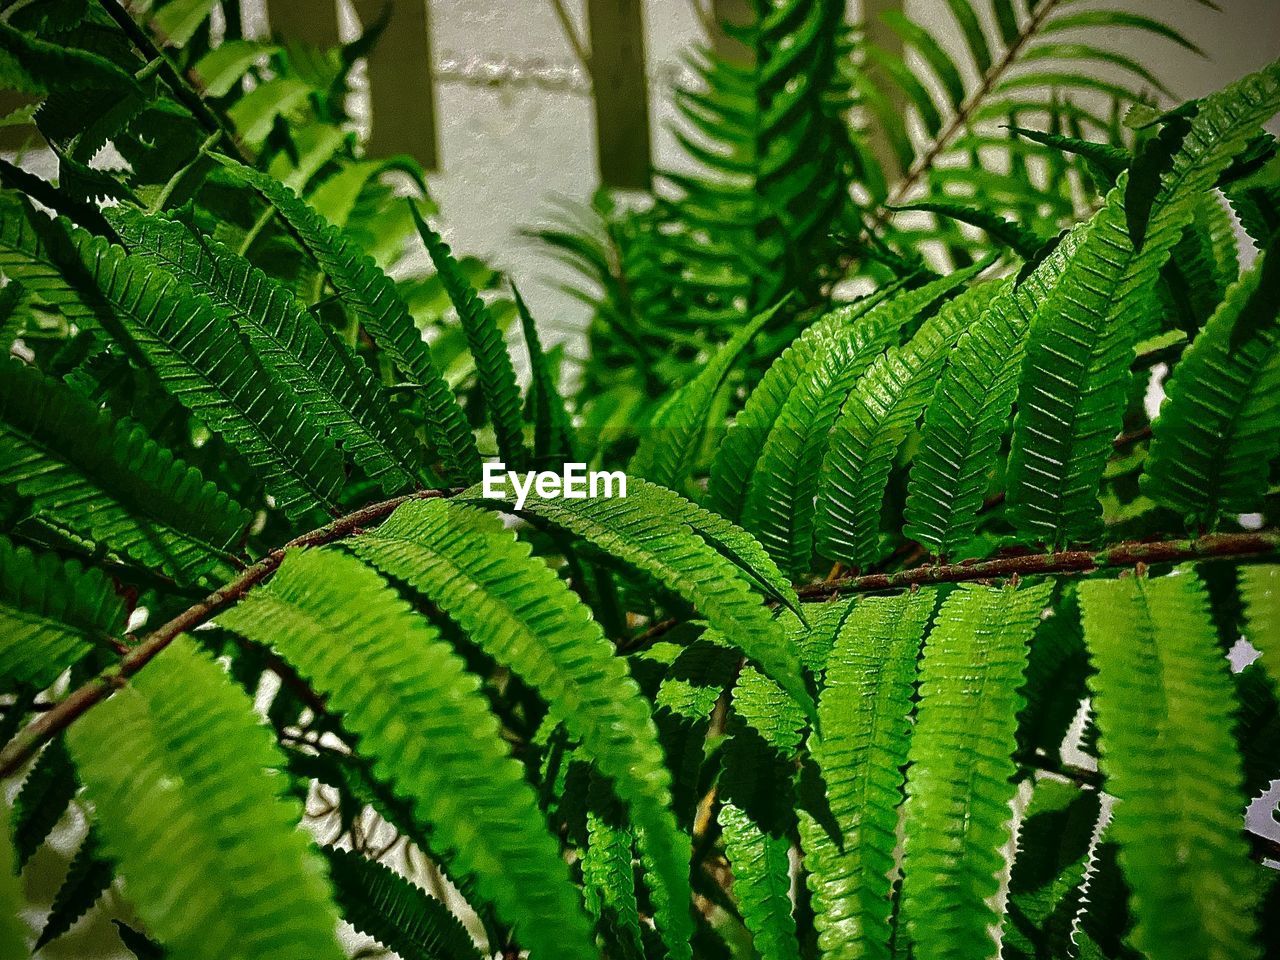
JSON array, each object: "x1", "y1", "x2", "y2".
[{"x1": 2, "y1": 3, "x2": 1280, "y2": 960}]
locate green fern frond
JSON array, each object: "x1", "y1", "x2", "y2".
[
  {"x1": 35, "y1": 828, "x2": 113, "y2": 950},
  {"x1": 466, "y1": 477, "x2": 814, "y2": 720},
  {"x1": 65, "y1": 636, "x2": 346, "y2": 960},
  {"x1": 1142, "y1": 244, "x2": 1280, "y2": 525},
  {"x1": 410, "y1": 204, "x2": 527, "y2": 471},
  {"x1": 0, "y1": 20, "x2": 138, "y2": 95},
  {"x1": 743, "y1": 266, "x2": 988, "y2": 577},
  {"x1": 902, "y1": 581, "x2": 1052, "y2": 960},
  {"x1": 581, "y1": 774, "x2": 645, "y2": 960},
  {"x1": 325, "y1": 847, "x2": 481, "y2": 960},
  {"x1": 807, "y1": 590, "x2": 936, "y2": 960},
  {"x1": 108, "y1": 206, "x2": 424, "y2": 493},
  {"x1": 0, "y1": 535, "x2": 123, "y2": 691},
  {"x1": 218, "y1": 549, "x2": 598, "y2": 960},
  {"x1": 12, "y1": 738, "x2": 76, "y2": 869},
  {"x1": 731, "y1": 664, "x2": 808, "y2": 759},
  {"x1": 1007, "y1": 61, "x2": 1280, "y2": 547},
  {"x1": 1239, "y1": 565, "x2": 1279, "y2": 686},
  {"x1": 719, "y1": 802, "x2": 802, "y2": 960},
  {"x1": 0, "y1": 361, "x2": 248, "y2": 584},
  {"x1": 1079, "y1": 569, "x2": 1259, "y2": 960},
  {"x1": 214, "y1": 156, "x2": 480, "y2": 483},
  {"x1": 350, "y1": 498, "x2": 693, "y2": 958},
  {"x1": 816, "y1": 277, "x2": 1000, "y2": 567},
  {"x1": 513, "y1": 285, "x2": 577, "y2": 464},
  {"x1": 903, "y1": 226, "x2": 1085, "y2": 557},
  {"x1": 630, "y1": 301, "x2": 779, "y2": 492}
]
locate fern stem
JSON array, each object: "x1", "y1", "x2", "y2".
[
  {"x1": 801, "y1": 530, "x2": 1280, "y2": 597},
  {"x1": 0, "y1": 487, "x2": 458, "y2": 780},
  {"x1": 869, "y1": 0, "x2": 1065, "y2": 230}
]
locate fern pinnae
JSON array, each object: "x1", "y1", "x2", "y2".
[
  {"x1": 806, "y1": 590, "x2": 936, "y2": 960},
  {"x1": 744, "y1": 265, "x2": 989, "y2": 577},
  {"x1": 351, "y1": 498, "x2": 694, "y2": 958},
  {"x1": 0, "y1": 361, "x2": 249, "y2": 584},
  {"x1": 214, "y1": 156, "x2": 480, "y2": 483},
  {"x1": 512, "y1": 284, "x2": 578, "y2": 464},
  {"x1": 1238, "y1": 565, "x2": 1279, "y2": 687},
  {"x1": 1007, "y1": 60, "x2": 1280, "y2": 548},
  {"x1": 1141, "y1": 244, "x2": 1280, "y2": 525},
  {"x1": 903, "y1": 225, "x2": 1087, "y2": 557},
  {"x1": 465, "y1": 477, "x2": 815, "y2": 721},
  {"x1": 410, "y1": 203, "x2": 528, "y2": 471},
  {"x1": 218, "y1": 549, "x2": 598, "y2": 960},
  {"x1": 107, "y1": 206, "x2": 424, "y2": 493},
  {"x1": 815, "y1": 276, "x2": 1001, "y2": 568},
  {"x1": 581, "y1": 774, "x2": 646, "y2": 960},
  {"x1": 35, "y1": 828, "x2": 114, "y2": 950},
  {"x1": 66, "y1": 637, "x2": 347, "y2": 960},
  {"x1": 12, "y1": 738, "x2": 77, "y2": 870},
  {"x1": 901, "y1": 580, "x2": 1052, "y2": 960},
  {"x1": 1079, "y1": 570, "x2": 1259, "y2": 960},
  {"x1": 719, "y1": 802, "x2": 803, "y2": 960}
]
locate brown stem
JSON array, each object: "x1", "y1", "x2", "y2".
[
  {"x1": 868, "y1": 0, "x2": 1065, "y2": 231},
  {"x1": 0, "y1": 488, "x2": 456, "y2": 780},
  {"x1": 799, "y1": 531, "x2": 1280, "y2": 598}
]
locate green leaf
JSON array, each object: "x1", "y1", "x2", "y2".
[
  {"x1": 807, "y1": 590, "x2": 936, "y2": 960},
  {"x1": 742, "y1": 269, "x2": 984, "y2": 578},
  {"x1": 1041, "y1": 10, "x2": 1205, "y2": 58},
  {"x1": 944, "y1": 0, "x2": 992, "y2": 73},
  {"x1": 151, "y1": 0, "x2": 219, "y2": 48},
  {"x1": 351, "y1": 498, "x2": 693, "y2": 958},
  {"x1": 0, "y1": 535, "x2": 124, "y2": 692},
  {"x1": 12, "y1": 737, "x2": 76, "y2": 869},
  {"x1": 1007, "y1": 62, "x2": 1280, "y2": 547},
  {"x1": 902, "y1": 581, "x2": 1053, "y2": 960},
  {"x1": 1079, "y1": 570, "x2": 1259, "y2": 960},
  {"x1": 109, "y1": 207, "x2": 423, "y2": 493},
  {"x1": 0, "y1": 801, "x2": 28, "y2": 958},
  {"x1": 630, "y1": 301, "x2": 780, "y2": 492},
  {"x1": 0, "y1": 21, "x2": 139, "y2": 96},
  {"x1": 581, "y1": 774, "x2": 645, "y2": 960},
  {"x1": 904, "y1": 226, "x2": 1085, "y2": 558},
  {"x1": 465, "y1": 477, "x2": 814, "y2": 720},
  {"x1": 193, "y1": 40, "x2": 278, "y2": 98},
  {"x1": 513, "y1": 284, "x2": 577, "y2": 464},
  {"x1": 218, "y1": 549, "x2": 597, "y2": 960},
  {"x1": 816, "y1": 277, "x2": 1000, "y2": 568},
  {"x1": 0, "y1": 361, "x2": 248, "y2": 585},
  {"x1": 214, "y1": 156, "x2": 480, "y2": 482},
  {"x1": 325, "y1": 847, "x2": 481, "y2": 960},
  {"x1": 1238, "y1": 565, "x2": 1280, "y2": 695},
  {"x1": 891, "y1": 201, "x2": 1042, "y2": 258},
  {"x1": 410, "y1": 203, "x2": 527, "y2": 471},
  {"x1": 35, "y1": 828, "x2": 113, "y2": 950},
  {"x1": 1143, "y1": 243, "x2": 1280, "y2": 525},
  {"x1": 66, "y1": 637, "x2": 346, "y2": 960},
  {"x1": 719, "y1": 803, "x2": 801, "y2": 960}
]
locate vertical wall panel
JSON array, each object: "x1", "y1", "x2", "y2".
[
  {"x1": 586, "y1": 0, "x2": 652, "y2": 189},
  {"x1": 353, "y1": 0, "x2": 439, "y2": 170}
]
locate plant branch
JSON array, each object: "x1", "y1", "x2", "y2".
[
  {"x1": 869, "y1": 0, "x2": 1064, "y2": 231},
  {"x1": 0, "y1": 488, "x2": 457, "y2": 780},
  {"x1": 798, "y1": 530, "x2": 1280, "y2": 598}
]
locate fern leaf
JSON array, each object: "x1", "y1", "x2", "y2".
[
  {"x1": 0, "y1": 801, "x2": 27, "y2": 958},
  {"x1": 108, "y1": 207, "x2": 423, "y2": 493},
  {"x1": 1008, "y1": 62, "x2": 1280, "y2": 547},
  {"x1": 1239, "y1": 565, "x2": 1279, "y2": 687},
  {"x1": 218, "y1": 549, "x2": 597, "y2": 960},
  {"x1": 325, "y1": 847, "x2": 481, "y2": 960},
  {"x1": 0, "y1": 361, "x2": 248, "y2": 584},
  {"x1": 743, "y1": 267, "x2": 985, "y2": 577},
  {"x1": 719, "y1": 803, "x2": 801, "y2": 960},
  {"x1": 12, "y1": 737, "x2": 76, "y2": 869},
  {"x1": 0, "y1": 21, "x2": 138, "y2": 96},
  {"x1": 1079, "y1": 570, "x2": 1259, "y2": 960},
  {"x1": 65, "y1": 637, "x2": 346, "y2": 960},
  {"x1": 805, "y1": 590, "x2": 935, "y2": 960},
  {"x1": 1142, "y1": 244, "x2": 1280, "y2": 525},
  {"x1": 582, "y1": 774, "x2": 645, "y2": 960},
  {"x1": 902, "y1": 581, "x2": 1052, "y2": 960},
  {"x1": 351, "y1": 498, "x2": 693, "y2": 957},
  {"x1": 35, "y1": 828, "x2": 113, "y2": 950},
  {"x1": 513, "y1": 285, "x2": 577, "y2": 464},
  {"x1": 410, "y1": 204, "x2": 527, "y2": 470},
  {"x1": 0, "y1": 535, "x2": 123, "y2": 691},
  {"x1": 214, "y1": 156, "x2": 480, "y2": 482},
  {"x1": 732, "y1": 664, "x2": 808, "y2": 759},
  {"x1": 904, "y1": 226, "x2": 1086, "y2": 557},
  {"x1": 466, "y1": 477, "x2": 814, "y2": 720},
  {"x1": 816, "y1": 279, "x2": 1000, "y2": 567},
  {"x1": 1, "y1": 200, "x2": 347, "y2": 519},
  {"x1": 630, "y1": 301, "x2": 779, "y2": 492}
]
